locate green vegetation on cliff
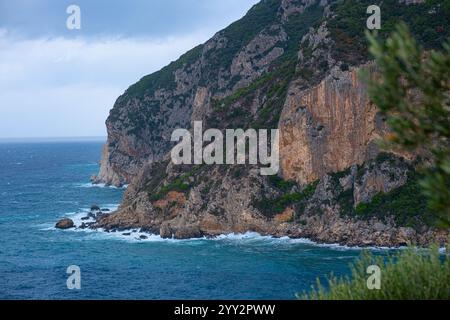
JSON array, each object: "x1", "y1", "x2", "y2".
[
  {"x1": 204, "y1": 0, "x2": 281, "y2": 77},
  {"x1": 209, "y1": 2, "x2": 325, "y2": 129},
  {"x1": 148, "y1": 166, "x2": 204, "y2": 202},
  {"x1": 126, "y1": 0, "x2": 285, "y2": 98},
  {"x1": 255, "y1": 179, "x2": 319, "y2": 217},
  {"x1": 125, "y1": 44, "x2": 204, "y2": 97},
  {"x1": 328, "y1": 0, "x2": 450, "y2": 65},
  {"x1": 354, "y1": 172, "x2": 436, "y2": 228}
]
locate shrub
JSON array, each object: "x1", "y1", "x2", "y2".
[
  {"x1": 353, "y1": 173, "x2": 436, "y2": 229},
  {"x1": 300, "y1": 247, "x2": 449, "y2": 300},
  {"x1": 268, "y1": 175, "x2": 296, "y2": 192},
  {"x1": 255, "y1": 180, "x2": 319, "y2": 217},
  {"x1": 149, "y1": 166, "x2": 202, "y2": 202},
  {"x1": 367, "y1": 23, "x2": 450, "y2": 226}
]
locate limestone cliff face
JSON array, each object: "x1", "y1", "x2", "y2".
[
  {"x1": 93, "y1": 144, "x2": 125, "y2": 186},
  {"x1": 279, "y1": 63, "x2": 386, "y2": 184},
  {"x1": 88, "y1": 0, "x2": 449, "y2": 246}
]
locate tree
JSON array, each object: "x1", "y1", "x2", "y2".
[{"x1": 366, "y1": 23, "x2": 450, "y2": 227}]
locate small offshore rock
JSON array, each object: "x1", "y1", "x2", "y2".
[
  {"x1": 90, "y1": 205, "x2": 101, "y2": 211},
  {"x1": 55, "y1": 218, "x2": 74, "y2": 229}
]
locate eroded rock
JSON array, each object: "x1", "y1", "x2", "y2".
[{"x1": 55, "y1": 218, "x2": 74, "y2": 230}]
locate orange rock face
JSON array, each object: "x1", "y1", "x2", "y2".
[
  {"x1": 279, "y1": 64, "x2": 386, "y2": 184},
  {"x1": 153, "y1": 191, "x2": 187, "y2": 209},
  {"x1": 274, "y1": 208, "x2": 294, "y2": 224}
]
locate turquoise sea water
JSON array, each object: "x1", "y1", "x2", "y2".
[{"x1": 0, "y1": 140, "x2": 382, "y2": 299}]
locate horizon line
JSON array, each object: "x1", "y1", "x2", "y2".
[{"x1": 0, "y1": 136, "x2": 107, "y2": 143}]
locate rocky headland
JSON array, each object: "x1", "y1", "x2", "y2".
[{"x1": 76, "y1": 0, "x2": 449, "y2": 247}]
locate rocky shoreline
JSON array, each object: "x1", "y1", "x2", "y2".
[
  {"x1": 79, "y1": 154, "x2": 449, "y2": 248},
  {"x1": 55, "y1": 204, "x2": 449, "y2": 248}
]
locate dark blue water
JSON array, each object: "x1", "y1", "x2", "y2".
[{"x1": 0, "y1": 140, "x2": 370, "y2": 299}]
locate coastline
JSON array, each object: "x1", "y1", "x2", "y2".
[
  {"x1": 54, "y1": 204, "x2": 448, "y2": 250},
  {"x1": 56, "y1": 220, "x2": 399, "y2": 251}
]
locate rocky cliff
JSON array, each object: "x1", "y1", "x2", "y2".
[
  {"x1": 279, "y1": 63, "x2": 386, "y2": 184},
  {"x1": 90, "y1": 0, "x2": 449, "y2": 246}
]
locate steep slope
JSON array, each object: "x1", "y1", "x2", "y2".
[{"x1": 91, "y1": 0, "x2": 450, "y2": 246}]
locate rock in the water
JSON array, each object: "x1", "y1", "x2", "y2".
[
  {"x1": 122, "y1": 232, "x2": 131, "y2": 236},
  {"x1": 101, "y1": 208, "x2": 110, "y2": 212},
  {"x1": 81, "y1": 216, "x2": 90, "y2": 221},
  {"x1": 139, "y1": 235, "x2": 148, "y2": 240},
  {"x1": 90, "y1": 205, "x2": 101, "y2": 211},
  {"x1": 55, "y1": 218, "x2": 74, "y2": 229}
]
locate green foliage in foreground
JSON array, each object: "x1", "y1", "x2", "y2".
[
  {"x1": 367, "y1": 23, "x2": 450, "y2": 227},
  {"x1": 300, "y1": 247, "x2": 449, "y2": 300}
]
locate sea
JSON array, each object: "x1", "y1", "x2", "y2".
[{"x1": 0, "y1": 139, "x2": 386, "y2": 299}]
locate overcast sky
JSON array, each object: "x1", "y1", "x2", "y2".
[{"x1": 0, "y1": 0, "x2": 258, "y2": 138}]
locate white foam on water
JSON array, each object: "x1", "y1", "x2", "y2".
[
  {"x1": 83, "y1": 230, "x2": 181, "y2": 243},
  {"x1": 52, "y1": 225, "x2": 447, "y2": 251},
  {"x1": 207, "y1": 232, "x2": 395, "y2": 251},
  {"x1": 39, "y1": 225, "x2": 56, "y2": 231},
  {"x1": 69, "y1": 204, "x2": 120, "y2": 227},
  {"x1": 79, "y1": 203, "x2": 120, "y2": 212},
  {"x1": 39, "y1": 204, "x2": 120, "y2": 231},
  {"x1": 311, "y1": 242, "x2": 398, "y2": 252},
  {"x1": 75, "y1": 182, "x2": 128, "y2": 189},
  {"x1": 46, "y1": 214, "x2": 444, "y2": 252}
]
